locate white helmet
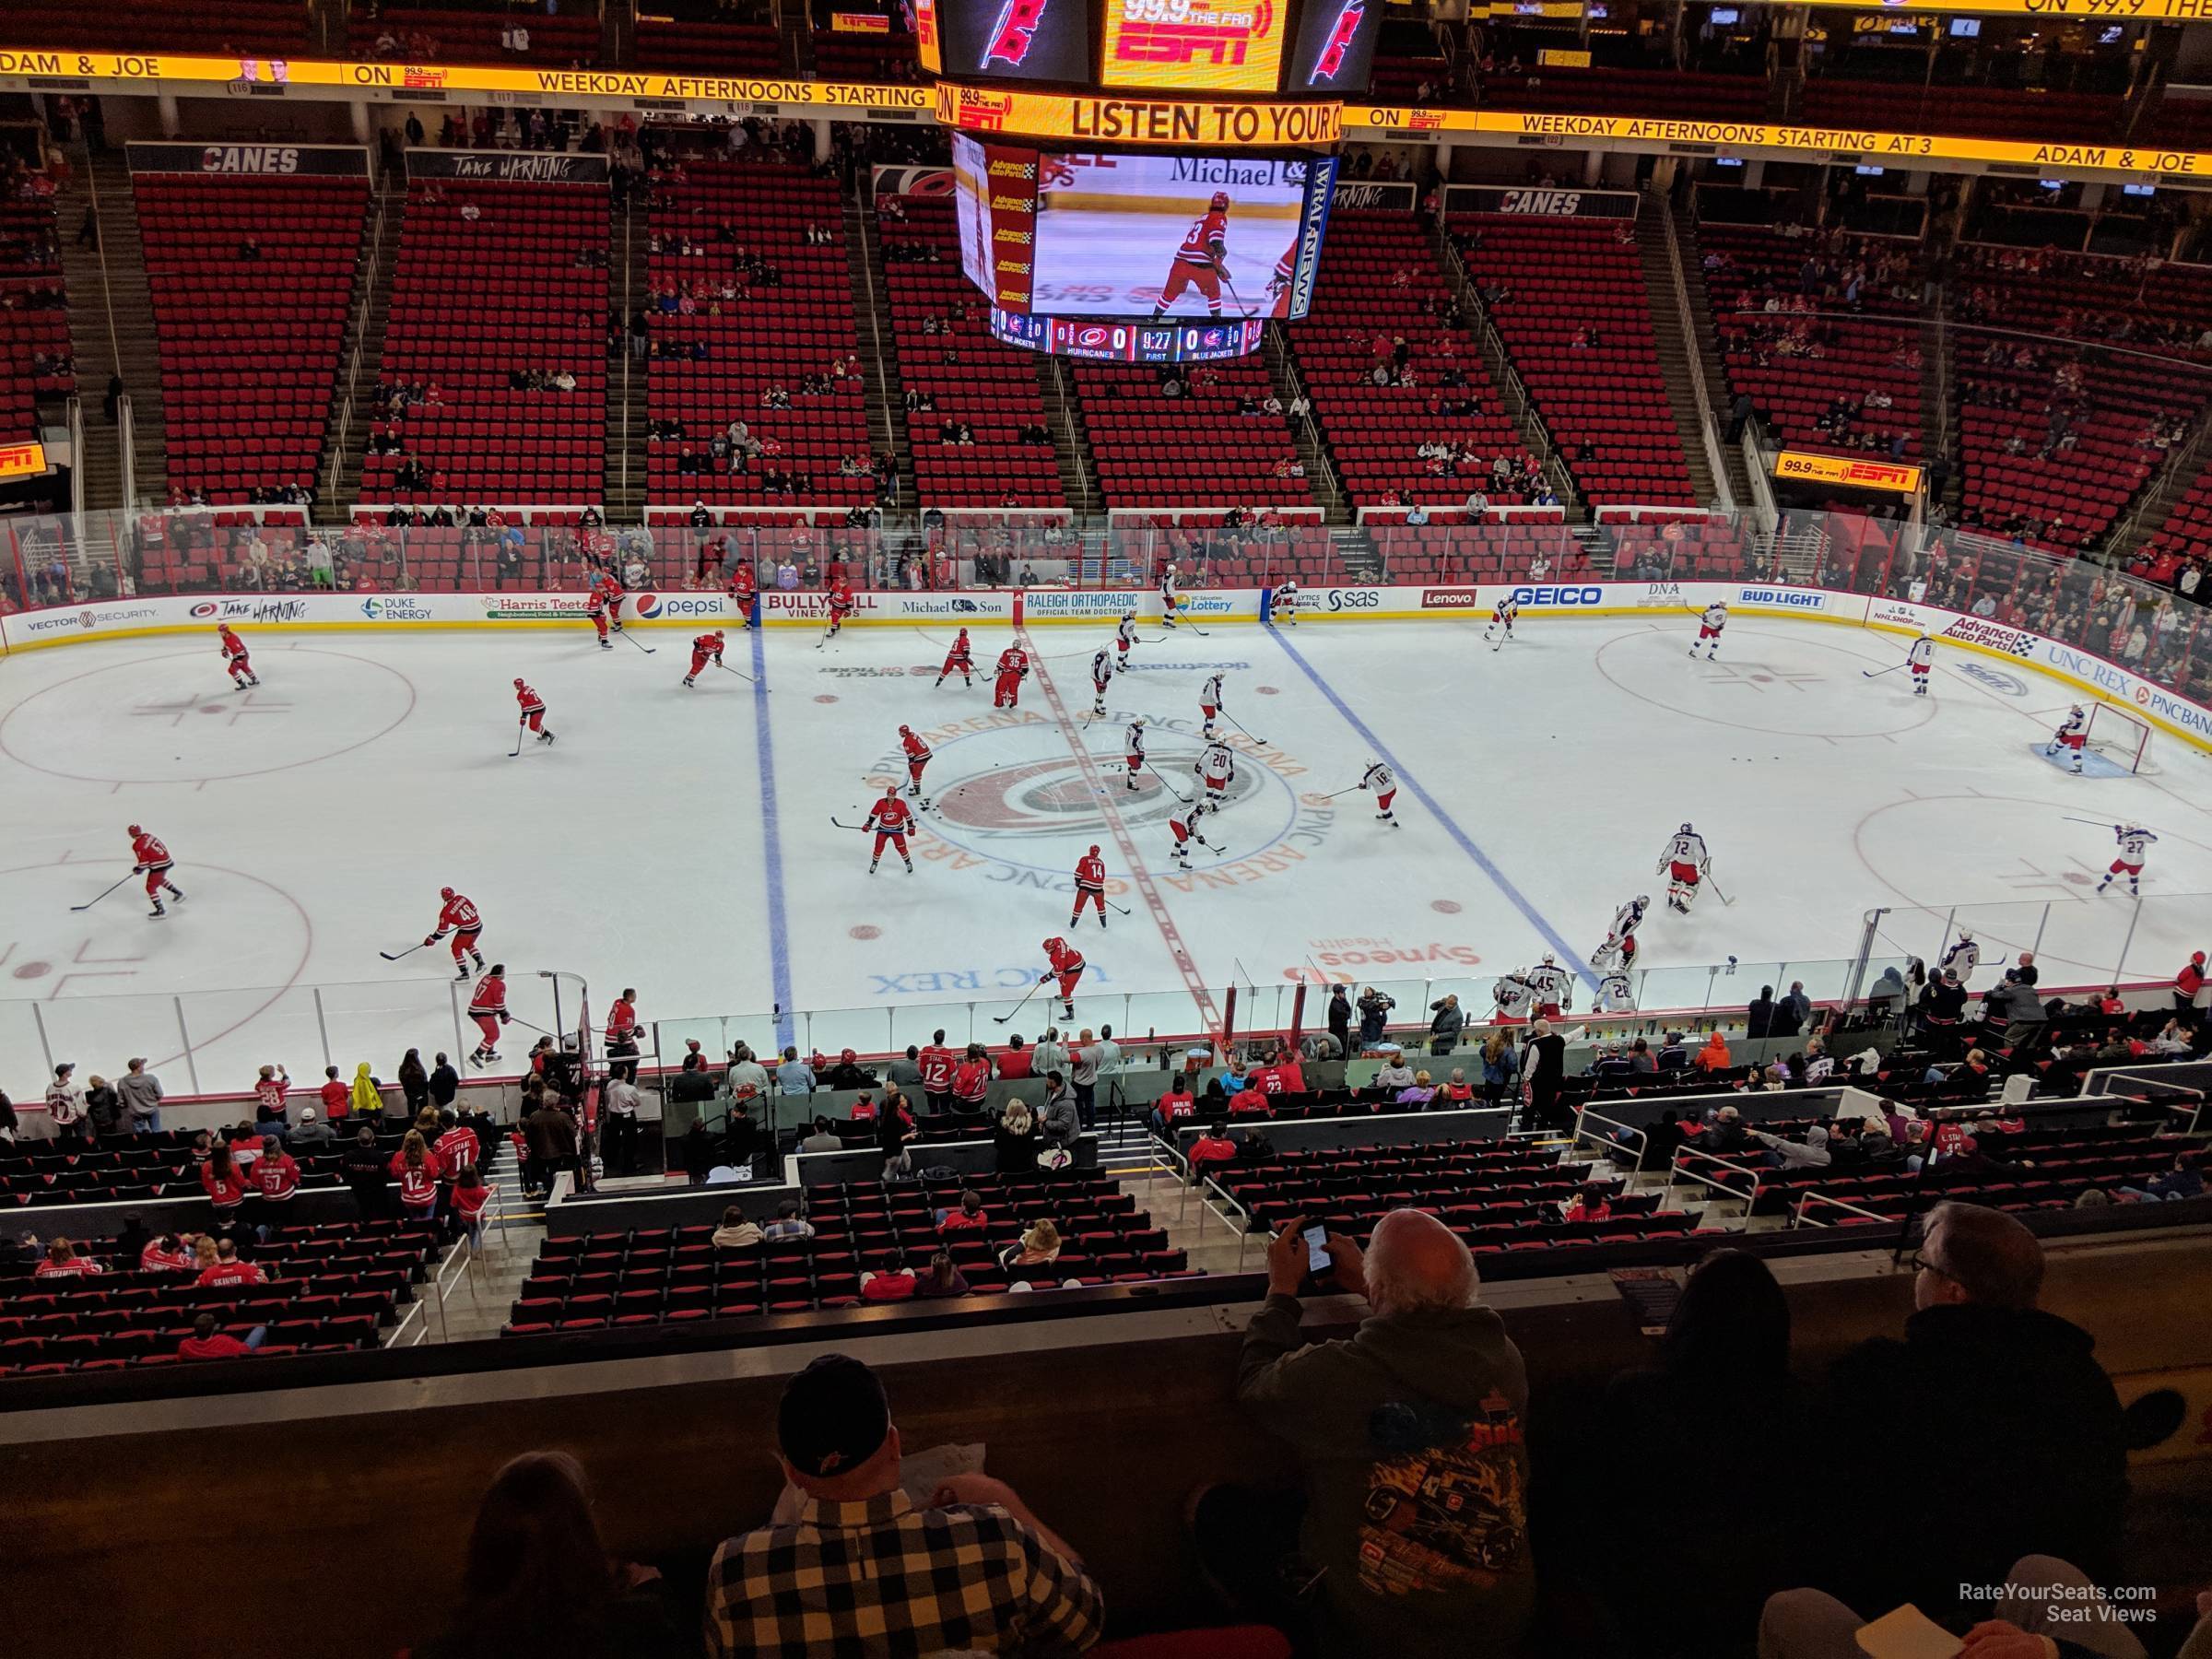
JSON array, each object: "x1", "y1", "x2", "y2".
[
  {"x1": 1679, "y1": 821, "x2": 1694, "y2": 834},
  {"x1": 1635, "y1": 893, "x2": 1649, "y2": 907}
]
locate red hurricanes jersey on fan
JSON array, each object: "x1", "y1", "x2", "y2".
[
  {"x1": 901, "y1": 730, "x2": 932, "y2": 761},
  {"x1": 436, "y1": 893, "x2": 481, "y2": 934},
  {"x1": 436, "y1": 1124, "x2": 480, "y2": 1169},
  {"x1": 606, "y1": 997, "x2": 638, "y2": 1041},
  {"x1": 1075, "y1": 853, "x2": 1105, "y2": 891},
  {"x1": 468, "y1": 975, "x2": 508, "y2": 1017},
  {"x1": 868, "y1": 797, "x2": 915, "y2": 834},
  {"x1": 1173, "y1": 211, "x2": 1229, "y2": 271},
  {"x1": 132, "y1": 831, "x2": 171, "y2": 867}
]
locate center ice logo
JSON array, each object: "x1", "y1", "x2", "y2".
[{"x1": 923, "y1": 747, "x2": 1262, "y2": 840}]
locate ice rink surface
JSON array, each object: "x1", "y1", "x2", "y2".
[{"x1": 5, "y1": 610, "x2": 2211, "y2": 1093}]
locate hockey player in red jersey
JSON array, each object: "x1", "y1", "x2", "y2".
[
  {"x1": 425, "y1": 887, "x2": 488, "y2": 980},
  {"x1": 513, "y1": 678, "x2": 556, "y2": 746},
  {"x1": 1152, "y1": 192, "x2": 1231, "y2": 320},
  {"x1": 864, "y1": 787, "x2": 916, "y2": 874},
  {"x1": 935, "y1": 628, "x2": 975, "y2": 688},
  {"x1": 993, "y1": 643, "x2": 1029, "y2": 710},
  {"x1": 128, "y1": 825, "x2": 185, "y2": 919},
  {"x1": 586, "y1": 582, "x2": 614, "y2": 650},
  {"x1": 682, "y1": 629, "x2": 725, "y2": 688},
  {"x1": 899, "y1": 725, "x2": 933, "y2": 803},
  {"x1": 1040, "y1": 936, "x2": 1086, "y2": 1021},
  {"x1": 593, "y1": 571, "x2": 626, "y2": 633},
  {"x1": 826, "y1": 575, "x2": 856, "y2": 640},
  {"x1": 1071, "y1": 844, "x2": 1107, "y2": 930},
  {"x1": 217, "y1": 624, "x2": 259, "y2": 687},
  {"x1": 726, "y1": 559, "x2": 758, "y2": 627},
  {"x1": 465, "y1": 963, "x2": 510, "y2": 1067},
  {"x1": 1265, "y1": 242, "x2": 1298, "y2": 318}
]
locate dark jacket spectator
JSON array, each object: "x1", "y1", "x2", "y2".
[
  {"x1": 1599, "y1": 1251, "x2": 1810, "y2": 1654},
  {"x1": 429, "y1": 1056, "x2": 461, "y2": 1109},
  {"x1": 1747, "y1": 987, "x2": 1778, "y2": 1039},
  {"x1": 1814, "y1": 1202, "x2": 2128, "y2": 1623},
  {"x1": 1355, "y1": 986, "x2": 1395, "y2": 1048},
  {"x1": 398, "y1": 1049, "x2": 430, "y2": 1112},
  {"x1": 994, "y1": 1101, "x2": 1041, "y2": 1173},
  {"x1": 1426, "y1": 996, "x2": 1465, "y2": 1055},
  {"x1": 340, "y1": 1127, "x2": 392, "y2": 1218},
  {"x1": 1326, "y1": 986, "x2": 1352, "y2": 1054}
]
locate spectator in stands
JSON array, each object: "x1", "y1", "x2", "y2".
[
  {"x1": 937, "y1": 1191, "x2": 989, "y2": 1235},
  {"x1": 877, "y1": 1101, "x2": 917, "y2": 1182},
  {"x1": 1150, "y1": 1076, "x2": 1198, "y2": 1136},
  {"x1": 35, "y1": 1237, "x2": 102, "y2": 1277},
  {"x1": 712, "y1": 1206, "x2": 763, "y2": 1251},
  {"x1": 417, "y1": 1451, "x2": 687, "y2": 1659},
  {"x1": 1747, "y1": 984, "x2": 1779, "y2": 1039},
  {"x1": 116, "y1": 1056, "x2": 162, "y2": 1135},
  {"x1": 915, "y1": 1249, "x2": 971, "y2": 1300},
  {"x1": 1000, "y1": 1219, "x2": 1063, "y2": 1276},
  {"x1": 1691, "y1": 1030, "x2": 1732, "y2": 1073},
  {"x1": 995, "y1": 1035, "x2": 1033, "y2": 1082},
  {"x1": 179, "y1": 1312, "x2": 265, "y2": 1360},
  {"x1": 2116, "y1": 1150, "x2": 2204, "y2": 1203},
  {"x1": 338, "y1": 1125, "x2": 388, "y2": 1218},
  {"x1": 200, "y1": 1138, "x2": 253, "y2": 1228},
  {"x1": 45, "y1": 1062, "x2": 88, "y2": 1146},
  {"x1": 1803, "y1": 1202, "x2": 2128, "y2": 1625},
  {"x1": 2174, "y1": 951, "x2": 2207, "y2": 1025},
  {"x1": 398, "y1": 1048, "x2": 430, "y2": 1116},
  {"x1": 391, "y1": 1131, "x2": 442, "y2": 1220},
  {"x1": 861, "y1": 1251, "x2": 920, "y2": 1302},
  {"x1": 1524, "y1": 1018, "x2": 1569, "y2": 1130},
  {"x1": 1397, "y1": 1070, "x2": 1440, "y2": 1108},
  {"x1": 776, "y1": 1045, "x2": 816, "y2": 1097},
  {"x1": 1427, "y1": 994, "x2": 1465, "y2": 1056},
  {"x1": 197, "y1": 1238, "x2": 265, "y2": 1288},
  {"x1": 452, "y1": 1165, "x2": 490, "y2": 1248},
  {"x1": 1475, "y1": 1030, "x2": 1519, "y2": 1108},
  {"x1": 705, "y1": 1354, "x2": 1100, "y2": 1656},
  {"x1": 763, "y1": 1200, "x2": 814, "y2": 1242},
  {"x1": 1199, "y1": 1209, "x2": 1533, "y2": 1656},
  {"x1": 523, "y1": 1097, "x2": 578, "y2": 1199},
  {"x1": 1372, "y1": 1046, "x2": 1415, "y2": 1095},
  {"x1": 1355, "y1": 986, "x2": 1395, "y2": 1049},
  {"x1": 798, "y1": 1116, "x2": 842, "y2": 1156},
  {"x1": 1753, "y1": 1124, "x2": 1831, "y2": 1169}
]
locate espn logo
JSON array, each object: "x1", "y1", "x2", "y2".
[{"x1": 1111, "y1": 0, "x2": 1275, "y2": 68}]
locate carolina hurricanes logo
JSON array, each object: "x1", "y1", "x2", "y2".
[
  {"x1": 190, "y1": 602, "x2": 219, "y2": 618},
  {"x1": 1312, "y1": 0, "x2": 1363, "y2": 79},
  {"x1": 981, "y1": 0, "x2": 1049, "y2": 67},
  {"x1": 889, "y1": 747, "x2": 1260, "y2": 840}
]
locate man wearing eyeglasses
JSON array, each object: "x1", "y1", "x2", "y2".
[{"x1": 1788, "y1": 1202, "x2": 2129, "y2": 1633}]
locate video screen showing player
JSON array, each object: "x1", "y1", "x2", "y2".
[{"x1": 1030, "y1": 152, "x2": 1308, "y2": 320}]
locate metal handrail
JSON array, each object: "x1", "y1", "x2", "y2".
[
  {"x1": 1667, "y1": 1144, "x2": 1767, "y2": 1208},
  {"x1": 322, "y1": 182, "x2": 396, "y2": 518},
  {"x1": 64, "y1": 394, "x2": 84, "y2": 518},
  {"x1": 1651, "y1": 186, "x2": 1733, "y2": 510},
  {"x1": 1793, "y1": 1190, "x2": 1897, "y2": 1230},
  {"x1": 117, "y1": 394, "x2": 135, "y2": 510},
  {"x1": 1265, "y1": 323, "x2": 1344, "y2": 512}
]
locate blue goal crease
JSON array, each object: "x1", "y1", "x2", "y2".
[
  {"x1": 749, "y1": 625, "x2": 796, "y2": 1048},
  {"x1": 1260, "y1": 619, "x2": 1601, "y2": 992}
]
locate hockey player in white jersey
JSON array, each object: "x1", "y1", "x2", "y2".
[
  {"x1": 1485, "y1": 595, "x2": 1519, "y2": 652},
  {"x1": 1907, "y1": 633, "x2": 1935, "y2": 696},
  {"x1": 1270, "y1": 582, "x2": 1300, "y2": 627},
  {"x1": 1159, "y1": 563, "x2": 1181, "y2": 629},
  {"x1": 1691, "y1": 601, "x2": 1727, "y2": 660},
  {"x1": 1491, "y1": 969, "x2": 1538, "y2": 1023},
  {"x1": 1195, "y1": 739, "x2": 1236, "y2": 805},
  {"x1": 2096, "y1": 823, "x2": 2159, "y2": 896},
  {"x1": 1937, "y1": 930, "x2": 1981, "y2": 982},
  {"x1": 1591, "y1": 895, "x2": 1650, "y2": 971},
  {"x1": 1526, "y1": 953, "x2": 1573, "y2": 1017},
  {"x1": 1359, "y1": 759, "x2": 1399, "y2": 826},
  {"x1": 1199, "y1": 671, "x2": 1226, "y2": 738},
  {"x1": 1088, "y1": 646, "x2": 1113, "y2": 716},
  {"x1": 2046, "y1": 705, "x2": 2088, "y2": 773},
  {"x1": 1594, "y1": 971, "x2": 1636, "y2": 1014},
  {"x1": 1122, "y1": 715, "x2": 1148, "y2": 793},
  {"x1": 1114, "y1": 610, "x2": 1139, "y2": 674},
  {"x1": 1659, "y1": 823, "x2": 1710, "y2": 912},
  {"x1": 1167, "y1": 800, "x2": 1217, "y2": 868}
]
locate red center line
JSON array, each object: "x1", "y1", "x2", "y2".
[{"x1": 1020, "y1": 631, "x2": 1223, "y2": 1036}]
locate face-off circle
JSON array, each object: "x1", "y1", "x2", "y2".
[
  {"x1": 1593, "y1": 629, "x2": 1936, "y2": 739},
  {"x1": 0, "y1": 649, "x2": 417, "y2": 783}
]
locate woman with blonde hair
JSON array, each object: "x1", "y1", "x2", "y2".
[
  {"x1": 388, "y1": 1128, "x2": 444, "y2": 1220},
  {"x1": 993, "y1": 1099, "x2": 1041, "y2": 1174},
  {"x1": 999, "y1": 1217, "x2": 1062, "y2": 1273}
]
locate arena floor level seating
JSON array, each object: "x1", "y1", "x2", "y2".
[
  {"x1": 877, "y1": 198, "x2": 1065, "y2": 509},
  {"x1": 0, "y1": 1218, "x2": 443, "y2": 1374},
  {"x1": 642, "y1": 155, "x2": 877, "y2": 509},
  {"x1": 135, "y1": 170, "x2": 369, "y2": 502},
  {"x1": 504, "y1": 1172, "x2": 1196, "y2": 1333},
  {"x1": 1288, "y1": 208, "x2": 1528, "y2": 508},
  {"x1": 1457, "y1": 213, "x2": 1698, "y2": 505},
  {"x1": 364, "y1": 179, "x2": 607, "y2": 505}
]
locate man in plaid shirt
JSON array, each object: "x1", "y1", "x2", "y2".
[{"x1": 705, "y1": 1354, "x2": 1104, "y2": 1656}]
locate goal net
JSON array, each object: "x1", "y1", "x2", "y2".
[{"x1": 2084, "y1": 702, "x2": 2155, "y2": 775}]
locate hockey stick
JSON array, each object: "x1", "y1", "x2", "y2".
[
  {"x1": 618, "y1": 627, "x2": 656, "y2": 655},
  {"x1": 510, "y1": 726, "x2": 526, "y2": 759},
  {"x1": 1705, "y1": 871, "x2": 1735, "y2": 908},
  {"x1": 830, "y1": 816, "x2": 869, "y2": 830},
  {"x1": 506, "y1": 1016, "x2": 555, "y2": 1037},
  {"x1": 992, "y1": 978, "x2": 1047, "y2": 1026},
  {"x1": 712, "y1": 660, "x2": 761, "y2": 686},
  {"x1": 1316, "y1": 785, "x2": 1364, "y2": 799},
  {"x1": 814, "y1": 624, "x2": 838, "y2": 652},
  {"x1": 1223, "y1": 711, "x2": 1268, "y2": 747},
  {"x1": 2064, "y1": 817, "x2": 2124, "y2": 830},
  {"x1": 1860, "y1": 663, "x2": 1905, "y2": 679},
  {"x1": 378, "y1": 942, "x2": 430, "y2": 961},
  {"x1": 1103, "y1": 897, "x2": 1133, "y2": 917},
  {"x1": 70, "y1": 873, "x2": 135, "y2": 912}
]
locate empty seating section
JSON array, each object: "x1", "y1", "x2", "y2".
[
  {"x1": 9, "y1": 0, "x2": 306, "y2": 54},
  {"x1": 137, "y1": 171, "x2": 368, "y2": 502},
  {"x1": 879, "y1": 199, "x2": 1063, "y2": 508},
  {"x1": 0, "y1": 198, "x2": 69, "y2": 441},
  {"x1": 0, "y1": 1218, "x2": 441, "y2": 1374},
  {"x1": 1698, "y1": 222, "x2": 1924, "y2": 465},
  {"x1": 811, "y1": 29, "x2": 924, "y2": 80},
  {"x1": 1603, "y1": 516, "x2": 1748, "y2": 578},
  {"x1": 636, "y1": 18, "x2": 786, "y2": 71},
  {"x1": 2137, "y1": 466, "x2": 2212, "y2": 576},
  {"x1": 1458, "y1": 216, "x2": 1696, "y2": 505},
  {"x1": 366, "y1": 180, "x2": 606, "y2": 504},
  {"x1": 1480, "y1": 66, "x2": 1766, "y2": 122},
  {"x1": 1803, "y1": 81, "x2": 2121, "y2": 144},
  {"x1": 1212, "y1": 1141, "x2": 1698, "y2": 1256},
  {"x1": 1366, "y1": 517, "x2": 1581, "y2": 584},
  {"x1": 1290, "y1": 209, "x2": 1524, "y2": 507},
  {"x1": 1950, "y1": 254, "x2": 2212, "y2": 553},
  {"x1": 1075, "y1": 359, "x2": 1309, "y2": 507},
  {"x1": 503, "y1": 1172, "x2": 1196, "y2": 1333},
  {"x1": 1369, "y1": 53, "x2": 1452, "y2": 103},
  {"x1": 643, "y1": 159, "x2": 875, "y2": 507},
  {"x1": 347, "y1": 4, "x2": 602, "y2": 65}
]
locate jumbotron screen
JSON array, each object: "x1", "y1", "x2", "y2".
[{"x1": 957, "y1": 141, "x2": 1335, "y2": 321}]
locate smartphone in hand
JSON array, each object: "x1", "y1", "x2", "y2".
[{"x1": 1301, "y1": 1223, "x2": 1331, "y2": 1277}]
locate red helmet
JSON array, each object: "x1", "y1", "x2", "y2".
[
  {"x1": 885, "y1": 785, "x2": 900, "y2": 796},
  {"x1": 1088, "y1": 844, "x2": 1100, "y2": 856},
  {"x1": 841, "y1": 1047, "x2": 857, "y2": 1062},
  {"x1": 512, "y1": 677, "x2": 525, "y2": 688},
  {"x1": 900, "y1": 724, "x2": 912, "y2": 735},
  {"x1": 440, "y1": 886, "x2": 454, "y2": 900},
  {"x1": 1043, "y1": 936, "x2": 1065, "y2": 953},
  {"x1": 127, "y1": 824, "x2": 143, "y2": 836},
  {"x1": 1210, "y1": 191, "x2": 1230, "y2": 209}
]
